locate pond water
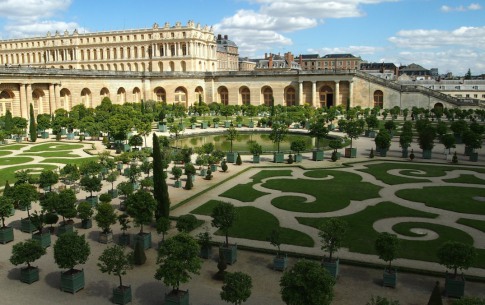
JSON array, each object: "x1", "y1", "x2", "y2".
[{"x1": 174, "y1": 132, "x2": 331, "y2": 153}]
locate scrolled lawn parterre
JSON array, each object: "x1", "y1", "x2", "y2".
[
  {"x1": 0, "y1": 157, "x2": 35, "y2": 166},
  {"x1": 0, "y1": 144, "x2": 26, "y2": 151},
  {"x1": 41, "y1": 157, "x2": 97, "y2": 166},
  {"x1": 396, "y1": 186, "x2": 485, "y2": 214},
  {"x1": 191, "y1": 200, "x2": 314, "y2": 247},
  {"x1": 0, "y1": 150, "x2": 13, "y2": 157},
  {"x1": 220, "y1": 182, "x2": 269, "y2": 202},
  {"x1": 23, "y1": 143, "x2": 85, "y2": 152},
  {"x1": 0, "y1": 164, "x2": 58, "y2": 187},
  {"x1": 266, "y1": 170, "x2": 381, "y2": 213},
  {"x1": 359, "y1": 162, "x2": 485, "y2": 185}
]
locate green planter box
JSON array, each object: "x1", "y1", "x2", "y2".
[
  {"x1": 15, "y1": 136, "x2": 23, "y2": 143},
  {"x1": 401, "y1": 148, "x2": 409, "y2": 158},
  {"x1": 132, "y1": 182, "x2": 140, "y2": 191},
  {"x1": 123, "y1": 144, "x2": 131, "y2": 152},
  {"x1": 273, "y1": 152, "x2": 284, "y2": 163},
  {"x1": 226, "y1": 152, "x2": 238, "y2": 163},
  {"x1": 200, "y1": 246, "x2": 212, "y2": 259},
  {"x1": 123, "y1": 168, "x2": 130, "y2": 176},
  {"x1": 191, "y1": 124, "x2": 196, "y2": 129},
  {"x1": 464, "y1": 146, "x2": 473, "y2": 156},
  {"x1": 469, "y1": 152, "x2": 478, "y2": 162},
  {"x1": 248, "y1": 121, "x2": 254, "y2": 128},
  {"x1": 32, "y1": 231, "x2": 51, "y2": 248},
  {"x1": 0, "y1": 226, "x2": 14, "y2": 244},
  {"x1": 200, "y1": 169, "x2": 207, "y2": 177},
  {"x1": 118, "y1": 234, "x2": 131, "y2": 246},
  {"x1": 379, "y1": 148, "x2": 388, "y2": 157},
  {"x1": 252, "y1": 155, "x2": 260, "y2": 164},
  {"x1": 21, "y1": 218, "x2": 35, "y2": 233},
  {"x1": 213, "y1": 123, "x2": 219, "y2": 128},
  {"x1": 454, "y1": 133, "x2": 462, "y2": 144},
  {"x1": 422, "y1": 149, "x2": 432, "y2": 159},
  {"x1": 81, "y1": 219, "x2": 92, "y2": 229},
  {"x1": 134, "y1": 232, "x2": 152, "y2": 250},
  {"x1": 158, "y1": 124, "x2": 167, "y2": 132},
  {"x1": 61, "y1": 128, "x2": 67, "y2": 135},
  {"x1": 174, "y1": 180, "x2": 182, "y2": 188},
  {"x1": 66, "y1": 133, "x2": 75, "y2": 140},
  {"x1": 210, "y1": 164, "x2": 217, "y2": 172},
  {"x1": 178, "y1": 123, "x2": 185, "y2": 130},
  {"x1": 445, "y1": 274, "x2": 465, "y2": 298},
  {"x1": 312, "y1": 150, "x2": 324, "y2": 161},
  {"x1": 382, "y1": 269, "x2": 397, "y2": 288},
  {"x1": 224, "y1": 121, "x2": 231, "y2": 128},
  {"x1": 113, "y1": 286, "x2": 132, "y2": 305},
  {"x1": 273, "y1": 255, "x2": 288, "y2": 271},
  {"x1": 294, "y1": 154, "x2": 303, "y2": 163},
  {"x1": 86, "y1": 196, "x2": 98, "y2": 207},
  {"x1": 108, "y1": 189, "x2": 119, "y2": 199},
  {"x1": 368, "y1": 131, "x2": 377, "y2": 138},
  {"x1": 237, "y1": 123, "x2": 242, "y2": 128},
  {"x1": 57, "y1": 223, "x2": 74, "y2": 236},
  {"x1": 345, "y1": 148, "x2": 357, "y2": 158},
  {"x1": 201, "y1": 122, "x2": 208, "y2": 129},
  {"x1": 41, "y1": 131, "x2": 49, "y2": 139},
  {"x1": 20, "y1": 266, "x2": 40, "y2": 284},
  {"x1": 219, "y1": 244, "x2": 237, "y2": 265},
  {"x1": 322, "y1": 258, "x2": 339, "y2": 279},
  {"x1": 165, "y1": 290, "x2": 189, "y2": 305},
  {"x1": 99, "y1": 232, "x2": 113, "y2": 244},
  {"x1": 61, "y1": 269, "x2": 85, "y2": 294}
]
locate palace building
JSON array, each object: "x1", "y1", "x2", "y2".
[{"x1": 0, "y1": 21, "x2": 483, "y2": 119}]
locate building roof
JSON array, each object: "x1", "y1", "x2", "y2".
[
  {"x1": 399, "y1": 63, "x2": 428, "y2": 71},
  {"x1": 300, "y1": 54, "x2": 320, "y2": 59},
  {"x1": 361, "y1": 62, "x2": 398, "y2": 70},
  {"x1": 322, "y1": 53, "x2": 358, "y2": 59}
]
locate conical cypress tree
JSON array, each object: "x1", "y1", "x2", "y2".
[
  {"x1": 29, "y1": 104, "x2": 37, "y2": 142},
  {"x1": 4, "y1": 110, "x2": 13, "y2": 134},
  {"x1": 133, "y1": 239, "x2": 146, "y2": 265},
  {"x1": 3, "y1": 180, "x2": 12, "y2": 197},
  {"x1": 236, "y1": 153, "x2": 242, "y2": 165},
  {"x1": 427, "y1": 281, "x2": 443, "y2": 305},
  {"x1": 153, "y1": 133, "x2": 170, "y2": 219}
]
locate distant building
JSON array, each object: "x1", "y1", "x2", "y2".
[
  {"x1": 299, "y1": 53, "x2": 362, "y2": 71},
  {"x1": 216, "y1": 34, "x2": 239, "y2": 71},
  {"x1": 255, "y1": 52, "x2": 300, "y2": 70},
  {"x1": 360, "y1": 62, "x2": 398, "y2": 80},
  {"x1": 398, "y1": 63, "x2": 432, "y2": 80}
]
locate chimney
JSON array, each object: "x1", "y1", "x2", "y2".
[
  {"x1": 218, "y1": 34, "x2": 222, "y2": 40},
  {"x1": 224, "y1": 35, "x2": 228, "y2": 40},
  {"x1": 269, "y1": 56, "x2": 273, "y2": 69},
  {"x1": 265, "y1": 53, "x2": 267, "y2": 59},
  {"x1": 299, "y1": 55, "x2": 303, "y2": 66}
]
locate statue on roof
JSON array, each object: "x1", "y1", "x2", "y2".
[{"x1": 153, "y1": 22, "x2": 159, "y2": 29}]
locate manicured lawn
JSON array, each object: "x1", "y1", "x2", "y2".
[
  {"x1": 220, "y1": 182, "x2": 269, "y2": 202},
  {"x1": 457, "y1": 218, "x2": 485, "y2": 233},
  {"x1": 396, "y1": 186, "x2": 485, "y2": 214},
  {"x1": 0, "y1": 151, "x2": 12, "y2": 157},
  {"x1": 265, "y1": 170, "x2": 381, "y2": 213},
  {"x1": 0, "y1": 144, "x2": 26, "y2": 151},
  {"x1": 0, "y1": 157, "x2": 34, "y2": 166},
  {"x1": 0, "y1": 164, "x2": 58, "y2": 187},
  {"x1": 359, "y1": 162, "x2": 485, "y2": 185},
  {"x1": 41, "y1": 157, "x2": 98, "y2": 166},
  {"x1": 250, "y1": 169, "x2": 293, "y2": 183},
  {"x1": 24, "y1": 143, "x2": 85, "y2": 152},
  {"x1": 443, "y1": 174, "x2": 485, "y2": 185},
  {"x1": 23, "y1": 151, "x2": 81, "y2": 158},
  {"x1": 191, "y1": 200, "x2": 314, "y2": 247}
]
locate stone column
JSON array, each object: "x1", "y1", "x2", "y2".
[
  {"x1": 53, "y1": 84, "x2": 59, "y2": 112},
  {"x1": 311, "y1": 81, "x2": 316, "y2": 107},
  {"x1": 19, "y1": 84, "x2": 27, "y2": 118},
  {"x1": 298, "y1": 81, "x2": 303, "y2": 106},
  {"x1": 25, "y1": 84, "x2": 32, "y2": 119},
  {"x1": 335, "y1": 80, "x2": 340, "y2": 106},
  {"x1": 348, "y1": 81, "x2": 353, "y2": 108},
  {"x1": 49, "y1": 84, "x2": 55, "y2": 114}
]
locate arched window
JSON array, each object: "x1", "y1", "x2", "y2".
[
  {"x1": 195, "y1": 87, "x2": 204, "y2": 104},
  {"x1": 240, "y1": 87, "x2": 250, "y2": 105},
  {"x1": 286, "y1": 87, "x2": 296, "y2": 106},
  {"x1": 154, "y1": 87, "x2": 166, "y2": 102},
  {"x1": 174, "y1": 87, "x2": 187, "y2": 105},
  {"x1": 218, "y1": 87, "x2": 229, "y2": 105},
  {"x1": 373, "y1": 90, "x2": 384, "y2": 108},
  {"x1": 133, "y1": 87, "x2": 141, "y2": 102},
  {"x1": 81, "y1": 88, "x2": 92, "y2": 108},
  {"x1": 32, "y1": 89, "x2": 44, "y2": 116},
  {"x1": 59, "y1": 88, "x2": 71, "y2": 110},
  {"x1": 263, "y1": 87, "x2": 273, "y2": 106},
  {"x1": 0, "y1": 90, "x2": 14, "y2": 116},
  {"x1": 100, "y1": 88, "x2": 110, "y2": 99},
  {"x1": 319, "y1": 86, "x2": 333, "y2": 108},
  {"x1": 117, "y1": 87, "x2": 126, "y2": 104}
]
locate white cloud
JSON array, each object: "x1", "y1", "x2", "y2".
[
  {"x1": 4, "y1": 20, "x2": 86, "y2": 38},
  {"x1": 441, "y1": 3, "x2": 482, "y2": 12},
  {"x1": 0, "y1": 0, "x2": 72, "y2": 20},
  {"x1": 388, "y1": 26, "x2": 485, "y2": 49},
  {"x1": 309, "y1": 45, "x2": 384, "y2": 56}
]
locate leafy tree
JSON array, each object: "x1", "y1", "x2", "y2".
[
  {"x1": 220, "y1": 272, "x2": 252, "y2": 305},
  {"x1": 53, "y1": 231, "x2": 90, "y2": 272},
  {"x1": 437, "y1": 241, "x2": 476, "y2": 278},
  {"x1": 60, "y1": 164, "x2": 80, "y2": 185},
  {"x1": 10, "y1": 239, "x2": 46, "y2": 268},
  {"x1": 152, "y1": 133, "x2": 171, "y2": 219},
  {"x1": 211, "y1": 202, "x2": 237, "y2": 246},
  {"x1": 77, "y1": 201, "x2": 94, "y2": 222},
  {"x1": 345, "y1": 119, "x2": 364, "y2": 150},
  {"x1": 267, "y1": 228, "x2": 283, "y2": 256},
  {"x1": 462, "y1": 130, "x2": 482, "y2": 152},
  {"x1": 418, "y1": 125, "x2": 436, "y2": 151},
  {"x1": 98, "y1": 244, "x2": 134, "y2": 288},
  {"x1": 453, "y1": 297, "x2": 485, "y2": 305},
  {"x1": 4, "y1": 109, "x2": 13, "y2": 134},
  {"x1": 80, "y1": 175, "x2": 102, "y2": 197},
  {"x1": 269, "y1": 121, "x2": 288, "y2": 153},
  {"x1": 375, "y1": 232, "x2": 400, "y2": 271},
  {"x1": 154, "y1": 233, "x2": 202, "y2": 293},
  {"x1": 57, "y1": 189, "x2": 77, "y2": 223},
  {"x1": 94, "y1": 202, "x2": 117, "y2": 234},
  {"x1": 309, "y1": 118, "x2": 329, "y2": 149},
  {"x1": 117, "y1": 181, "x2": 134, "y2": 198},
  {"x1": 290, "y1": 139, "x2": 307, "y2": 154},
  {"x1": 29, "y1": 103, "x2": 37, "y2": 142},
  {"x1": 128, "y1": 134, "x2": 143, "y2": 150},
  {"x1": 318, "y1": 218, "x2": 348, "y2": 261},
  {"x1": 280, "y1": 260, "x2": 335, "y2": 305},
  {"x1": 38, "y1": 170, "x2": 59, "y2": 192},
  {"x1": 0, "y1": 196, "x2": 14, "y2": 227},
  {"x1": 125, "y1": 190, "x2": 156, "y2": 234},
  {"x1": 156, "y1": 216, "x2": 171, "y2": 242},
  {"x1": 176, "y1": 214, "x2": 198, "y2": 233},
  {"x1": 106, "y1": 170, "x2": 119, "y2": 192},
  {"x1": 11, "y1": 183, "x2": 38, "y2": 218},
  {"x1": 375, "y1": 129, "x2": 392, "y2": 151},
  {"x1": 226, "y1": 127, "x2": 238, "y2": 152},
  {"x1": 36, "y1": 113, "x2": 51, "y2": 132},
  {"x1": 365, "y1": 115, "x2": 379, "y2": 131},
  {"x1": 441, "y1": 134, "x2": 456, "y2": 154},
  {"x1": 236, "y1": 153, "x2": 242, "y2": 165}
]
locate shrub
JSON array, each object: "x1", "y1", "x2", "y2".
[
  {"x1": 236, "y1": 153, "x2": 242, "y2": 165},
  {"x1": 176, "y1": 214, "x2": 198, "y2": 233},
  {"x1": 133, "y1": 239, "x2": 146, "y2": 265}
]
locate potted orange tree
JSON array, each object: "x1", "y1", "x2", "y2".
[
  {"x1": 10, "y1": 239, "x2": 46, "y2": 284},
  {"x1": 268, "y1": 228, "x2": 287, "y2": 271},
  {"x1": 0, "y1": 195, "x2": 15, "y2": 244},
  {"x1": 375, "y1": 232, "x2": 400, "y2": 288},
  {"x1": 125, "y1": 190, "x2": 156, "y2": 250},
  {"x1": 319, "y1": 218, "x2": 348, "y2": 279},
  {"x1": 212, "y1": 201, "x2": 238, "y2": 265},
  {"x1": 94, "y1": 202, "x2": 117, "y2": 244}
]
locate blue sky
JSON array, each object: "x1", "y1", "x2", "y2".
[{"x1": 0, "y1": 0, "x2": 484, "y2": 75}]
